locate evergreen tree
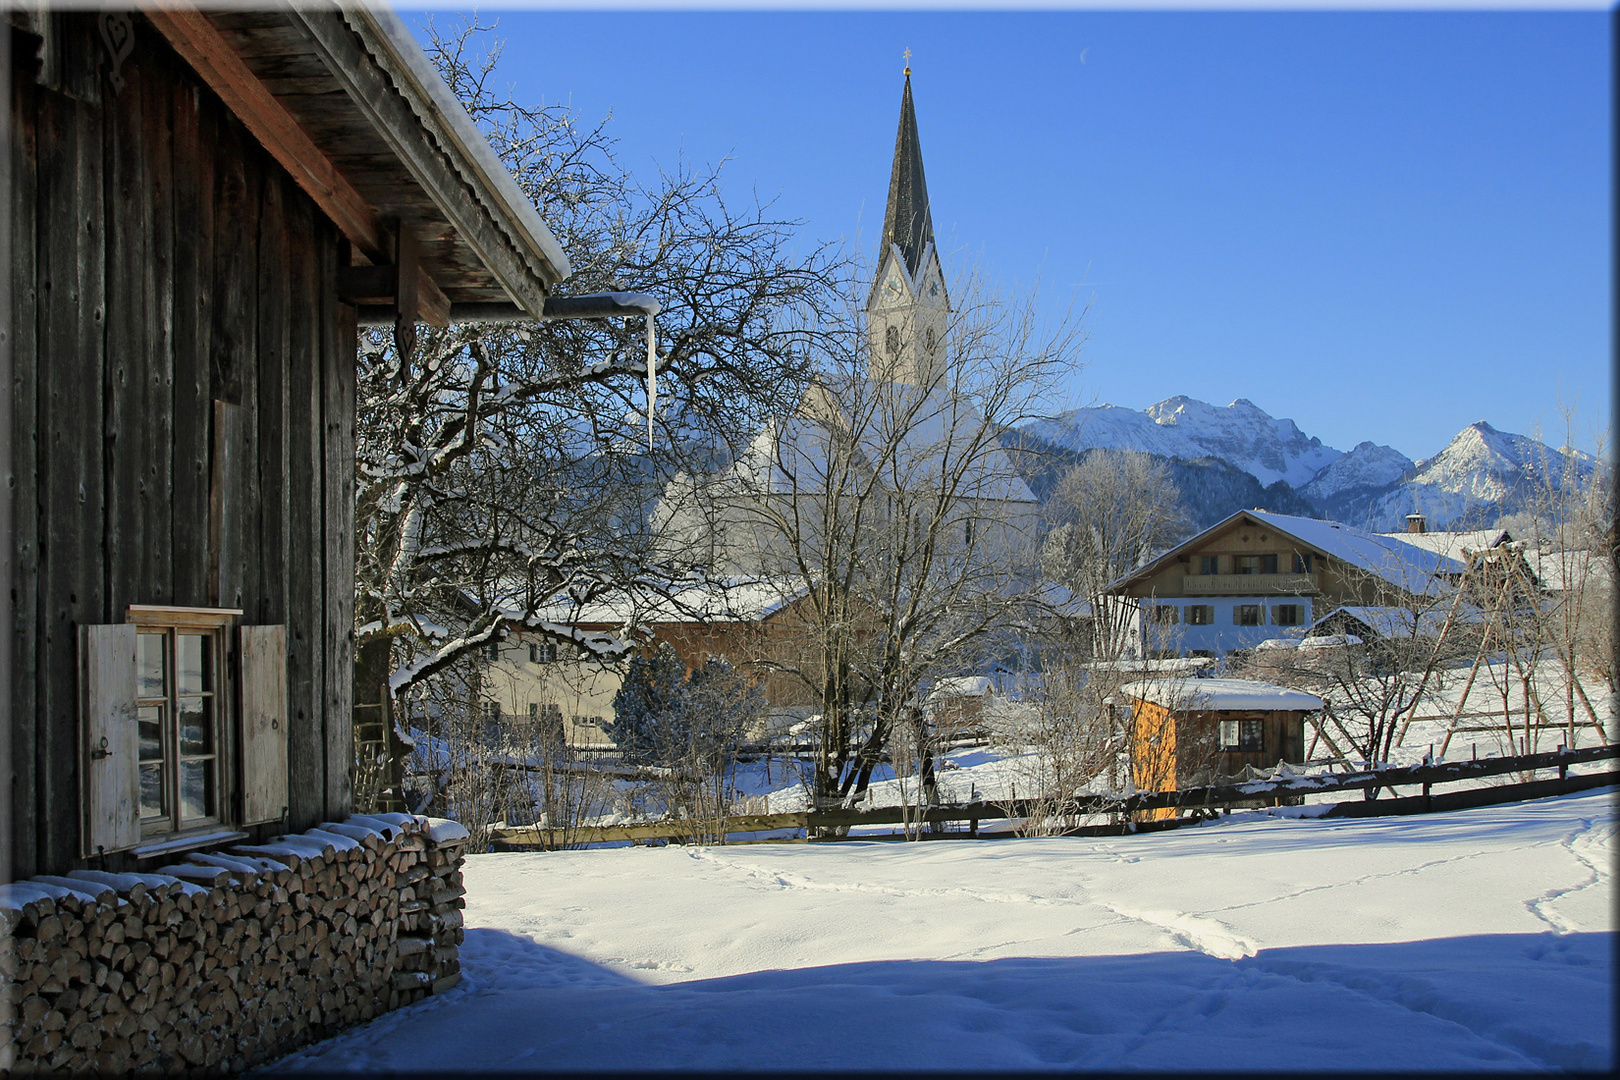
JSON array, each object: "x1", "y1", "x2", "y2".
[{"x1": 608, "y1": 643, "x2": 690, "y2": 764}]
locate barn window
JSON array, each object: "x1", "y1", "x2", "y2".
[
  {"x1": 134, "y1": 619, "x2": 226, "y2": 832},
  {"x1": 81, "y1": 607, "x2": 287, "y2": 855},
  {"x1": 1218, "y1": 719, "x2": 1264, "y2": 752}
]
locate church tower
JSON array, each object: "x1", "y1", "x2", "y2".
[{"x1": 868, "y1": 64, "x2": 950, "y2": 388}]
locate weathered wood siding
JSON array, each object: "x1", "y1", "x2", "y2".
[{"x1": 8, "y1": 14, "x2": 355, "y2": 876}]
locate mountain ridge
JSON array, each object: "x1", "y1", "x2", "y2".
[{"x1": 1015, "y1": 399, "x2": 1596, "y2": 532}]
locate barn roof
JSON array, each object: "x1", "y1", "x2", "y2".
[{"x1": 148, "y1": 4, "x2": 569, "y2": 322}]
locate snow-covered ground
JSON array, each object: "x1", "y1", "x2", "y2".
[{"x1": 266, "y1": 787, "x2": 1614, "y2": 1073}]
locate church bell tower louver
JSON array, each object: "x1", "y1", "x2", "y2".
[{"x1": 868, "y1": 61, "x2": 949, "y2": 388}]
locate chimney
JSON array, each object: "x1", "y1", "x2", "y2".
[{"x1": 1406, "y1": 513, "x2": 1427, "y2": 534}]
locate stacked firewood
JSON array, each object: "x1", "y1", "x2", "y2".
[{"x1": 0, "y1": 813, "x2": 471, "y2": 1075}]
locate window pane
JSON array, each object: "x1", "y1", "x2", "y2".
[
  {"x1": 140, "y1": 763, "x2": 164, "y2": 819},
  {"x1": 179, "y1": 698, "x2": 212, "y2": 755},
  {"x1": 180, "y1": 760, "x2": 214, "y2": 820},
  {"x1": 138, "y1": 633, "x2": 167, "y2": 697},
  {"x1": 177, "y1": 634, "x2": 211, "y2": 695},
  {"x1": 138, "y1": 705, "x2": 164, "y2": 762}
]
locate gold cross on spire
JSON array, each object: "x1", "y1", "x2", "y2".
[{"x1": 903, "y1": 47, "x2": 912, "y2": 76}]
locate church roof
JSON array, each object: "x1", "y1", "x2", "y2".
[{"x1": 881, "y1": 73, "x2": 935, "y2": 281}]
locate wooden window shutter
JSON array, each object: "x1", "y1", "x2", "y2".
[
  {"x1": 239, "y1": 625, "x2": 289, "y2": 825},
  {"x1": 81, "y1": 624, "x2": 140, "y2": 855}
]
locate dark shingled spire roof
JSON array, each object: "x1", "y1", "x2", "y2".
[{"x1": 881, "y1": 73, "x2": 934, "y2": 281}]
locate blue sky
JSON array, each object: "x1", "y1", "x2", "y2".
[{"x1": 409, "y1": 7, "x2": 1609, "y2": 462}]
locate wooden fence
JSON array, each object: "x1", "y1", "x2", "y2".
[{"x1": 487, "y1": 743, "x2": 1619, "y2": 850}]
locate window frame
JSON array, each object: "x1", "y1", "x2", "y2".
[
  {"x1": 1218, "y1": 718, "x2": 1265, "y2": 752},
  {"x1": 1199, "y1": 555, "x2": 1220, "y2": 575},
  {"x1": 1186, "y1": 604, "x2": 1214, "y2": 626},
  {"x1": 126, "y1": 605, "x2": 239, "y2": 842},
  {"x1": 1233, "y1": 604, "x2": 1263, "y2": 626},
  {"x1": 1273, "y1": 604, "x2": 1303, "y2": 627}
]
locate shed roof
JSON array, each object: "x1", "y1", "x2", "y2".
[
  {"x1": 150, "y1": 4, "x2": 568, "y2": 320},
  {"x1": 1119, "y1": 677, "x2": 1324, "y2": 712}
]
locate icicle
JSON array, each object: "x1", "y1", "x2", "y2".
[{"x1": 645, "y1": 315, "x2": 658, "y2": 450}]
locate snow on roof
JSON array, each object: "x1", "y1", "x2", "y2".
[
  {"x1": 1107, "y1": 509, "x2": 1464, "y2": 598},
  {"x1": 686, "y1": 380, "x2": 1037, "y2": 505},
  {"x1": 535, "y1": 578, "x2": 810, "y2": 627},
  {"x1": 1244, "y1": 511, "x2": 1465, "y2": 595},
  {"x1": 1376, "y1": 529, "x2": 1511, "y2": 559},
  {"x1": 1254, "y1": 638, "x2": 1300, "y2": 651},
  {"x1": 1312, "y1": 604, "x2": 1482, "y2": 639},
  {"x1": 929, "y1": 676, "x2": 994, "y2": 700},
  {"x1": 1528, "y1": 550, "x2": 1613, "y2": 592},
  {"x1": 1119, "y1": 677, "x2": 1323, "y2": 712}
]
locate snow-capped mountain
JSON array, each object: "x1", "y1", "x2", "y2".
[
  {"x1": 1014, "y1": 400, "x2": 1600, "y2": 533},
  {"x1": 1299, "y1": 441, "x2": 1415, "y2": 501},
  {"x1": 1361, "y1": 421, "x2": 1596, "y2": 530},
  {"x1": 1023, "y1": 397, "x2": 1341, "y2": 489}
]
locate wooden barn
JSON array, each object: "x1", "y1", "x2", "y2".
[
  {"x1": 2, "y1": 5, "x2": 579, "y2": 1071},
  {"x1": 5, "y1": 4, "x2": 567, "y2": 880},
  {"x1": 1119, "y1": 677, "x2": 1322, "y2": 819}
]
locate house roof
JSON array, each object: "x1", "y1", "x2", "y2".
[
  {"x1": 155, "y1": 5, "x2": 569, "y2": 321},
  {"x1": 1108, "y1": 509, "x2": 1465, "y2": 598},
  {"x1": 1119, "y1": 677, "x2": 1323, "y2": 713},
  {"x1": 531, "y1": 578, "x2": 811, "y2": 628},
  {"x1": 1311, "y1": 603, "x2": 1483, "y2": 639},
  {"x1": 1376, "y1": 528, "x2": 1512, "y2": 558}
]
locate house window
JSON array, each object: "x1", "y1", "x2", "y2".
[
  {"x1": 1151, "y1": 605, "x2": 1179, "y2": 625},
  {"x1": 486, "y1": 641, "x2": 501, "y2": 662},
  {"x1": 1292, "y1": 552, "x2": 1313, "y2": 573},
  {"x1": 1236, "y1": 554, "x2": 1278, "y2": 575},
  {"x1": 530, "y1": 641, "x2": 558, "y2": 664},
  {"x1": 1186, "y1": 605, "x2": 1214, "y2": 625},
  {"x1": 133, "y1": 616, "x2": 229, "y2": 835},
  {"x1": 1200, "y1": 556, "x2": 1220, "y2": 575},
  {"x1": 1218, "y1": 719, "x2": 1264, "y2": 752},
  {"x1": 963, "y1": 518, "x2": 975, "y2": 547},
  {"x1": 1273, "y1": 604, "x2": 1303, "y2": 626},
  {"x1": 1233, "y1": 605, "x2": 1263, "y2": 625}
]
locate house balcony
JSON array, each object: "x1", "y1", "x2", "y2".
[{"x1": 1179, "y1": 572, "x2": 1319, "y2": 596}]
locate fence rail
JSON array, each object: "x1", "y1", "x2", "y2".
[{"x1": 487, "y1": 743, "x2": 1619, "y2": 850}]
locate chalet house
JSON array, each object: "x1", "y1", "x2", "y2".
[
  {"x1": 1120, "y1": 677, "x2": 1322, "y2": 821},
  {"x1": 1105, "y1": 510, "x2": 1466, "y2": 659},
  {"x1": 4, "y1": 5, "x2": 585, "y2": 1071}
]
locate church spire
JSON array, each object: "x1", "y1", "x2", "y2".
[{"x1": 880, "y1": 67, "x2": 934, "y2": 281}]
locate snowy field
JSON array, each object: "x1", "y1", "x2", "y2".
[{"x1": 268, "y1": 788, "x2": 1614, "y2": 1073}]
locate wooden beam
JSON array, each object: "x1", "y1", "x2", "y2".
[{"x1": 143, "y1": 6, "x2": 450, "y2": 327}]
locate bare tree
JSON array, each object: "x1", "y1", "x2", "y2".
[
  {"x1": 1039, "y1": 450, "x2": 1191, "y2": 661},
  {"x1": 352, "y1": 20, "x2": 847, "y2": 756},
  {"x1": 658, "y1": 267, "x2": 1084, "y2": 814}
]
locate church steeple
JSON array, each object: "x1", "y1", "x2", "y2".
[{"x1": 880, "y1": 70, "x2": 934, "y2": 280}]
